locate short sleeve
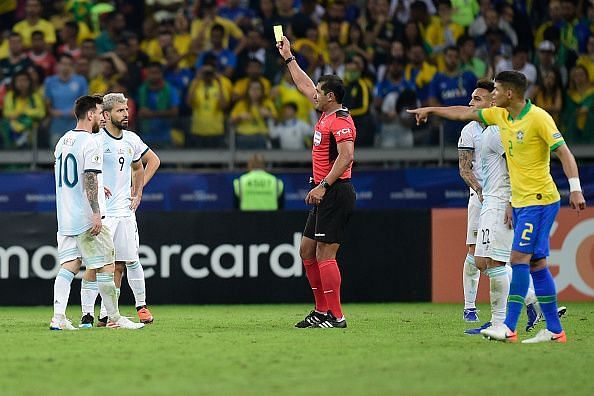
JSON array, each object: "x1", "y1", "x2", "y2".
[
  {"x1": 131, "y1": 133, "x2": 149, "y2": 162},
  {"x1": 83, "y1": 138, "x2": 102, "y2": 172},
  {"x1": 331, "y1": 117, "x2": 355, "y2": 143},
  {"x1": 537, "y1": 110, "x2": 565, "y2": 150},
  {"x1": 457, "y1": 123, "x2": 475, "y2": 150},
  {"x1": 489, "y1": 127, "x2": 506, "y2": 156},
  {"x1": 477, "y1": 107, "x2": 503, "y2": 126}
]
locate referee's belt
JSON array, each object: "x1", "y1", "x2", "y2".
[{"x1": 309, "y1": 177, "x2": 351, "y2": 186}]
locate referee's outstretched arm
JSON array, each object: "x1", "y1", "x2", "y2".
[{"x1": 276, "y1": 36, "x2": 317, "y2": 105}]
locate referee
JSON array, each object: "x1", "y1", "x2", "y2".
[{"x1": 277, "y1": 36, "x2": 356, "y2": 329}]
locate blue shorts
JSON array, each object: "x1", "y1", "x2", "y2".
[{"x1": 512, "y1": 201, "x2": 560, "y2": 260}]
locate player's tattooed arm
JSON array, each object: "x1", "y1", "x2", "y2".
[
  {"x1": 458, "y1": 149, "x2": 483, "y2": 202},
  {"x1": 84, "y1": 171, "x2": 100, "y2": 214}
]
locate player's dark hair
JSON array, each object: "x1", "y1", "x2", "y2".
[
  {"x1": 318, "y1": 75, "x2": 345, "y2": 104},
  {"x1": 495, "y1": 71, "x2": 528, "y2": 95},
  {"x1": 476, "y1": 79, "x2": 494, "y2": 92},
  {"x1": 74, "y1": 95, "x2": 103, "y2": 120}
]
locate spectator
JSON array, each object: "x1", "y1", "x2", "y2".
[
  {"x1": 428, "y1": 45, "x2": 477, "y2": 143},
  {"x1": 0, "y1": 32, "x2": 33, "y2": 85},
  {"x1": 57, "y1": 21, "x2": 81, "y2": 60},
  {"x1": 378, "y1": 88, "x2": 419, "y2": 148},
  {"x1": 126, "y1": 33, "x2": 150, "y2": 69},
  {"x1": 195, "y1": 24, "x2": 237, "y2": 79},
  {"x1": 233, "y1": 154, "x2": 284, "y2": 211},
  {"x1": 312, "y1": 41, "x2": 346, "y2": 82},
  {"x1": 536, "y1": 40, "x2": 567, "y2": 87},
  {"x1": 363, "y1": 0, "x2": 398, "y2": 66},
  {"x1": 48, "y1": 0, "x2": 94, "y2": 44},
  {"x1": 255, "y1": 0, "x2": 279, "y2": 43},
  {"x1": 95, "y1": 11, "x2": 126, "y2": 54},
  {"x1": 576, "y1": 35, "x2": 594, "y2": 83},
  {"x1": 530, "y1": 69, "x2": 563, "y2": 125},
  {"x1": 458, "y1": 35, "x2": 489, "y2": 79},
  {"x1": 218, "y1": 0, "x2": 254, "y2": 30},
  {"x1": 269, "y1": 102, "x2": 312, "y2": 150},
  {"x1": 495, "y1": 47, "x2": 537, "y2": 96},
  {"x1": 272, "y1": 69, "x2": 317, "y2": 126},
  {"x1": 390, "y1": 0, "x2": 436, "y2": 25},
  {"x1": 89, "y1": 57, "x2": 120, "y2": 94},
  {"x1": 475, "y1": 28, "x2": 512, "y2": 70},
  {"x1": 233, "y1": 58, "x2": 271, "y2": 102},
  {"x1": 344, "y1": 23, "x2": 374, "y2": 65},
  {"x1": 235, "y1": 28, "x2": 268, "y2": 80},
  {"x1": 451, "y1": 0, "x2": 479, "y2": 27},
  {"x1": 27, "y1": 30, "x2": 56, "y2": 77},
  {"x1": 26, "y1": 63, "x2": 45, "y2": 96},
  {"x1": 290, "y1": 0, "x2": 321, "y2": 39},
  {"x1": 469, "y1": 5, "x2": 517, "y2": 47},
  {"x1": 231, "y1": 79, "x2": 277, "y2": 149},
  {"x1": 409, "y1": 0, "x2": 438, "y2": 44},
  {"x1": 401, "y1": 20, "x2": 426, "y2": 50},
  {"x1": 74, "y1": 56, "x2": 90, "y2": 81},
  {"x1": 575, "y1": 3, "x2": 594, "y2": 54},
  {"x1": 317, "y1": 1, "x2": 350, "y2": 50},
  {"x1": 1, "y1": 70, "x2": 45, "y2": 148},
  {"x1": 404, "y1": 43, "x2": 437, "y2": 103},
  {"x1": 191, "y1": 0, "x2": 244, "y2": 53},
  {"x1": 561, "y1": 65, "x2": 594, "y2": 144},
  {"x1": 374, "y1": 56, "x2": 416, "y2": 111},
  {"x1": 137, "y1": 62, "x2": 180, "y2": 148},
  {"x1": 534, "y1": 0, "x2": 578, "y2": 65},
  {"x1": 12, "y1": 0, "x2": 56, "y2": 48},
  {"x1": 186, "y1": 64, "x2": 229, "y2": 148},
  {"x1": 44, "y1": 53, "x2": 88, "y2": 146},
  {"x1": 425, "y1": 0, "x2": 464, "y2": 59},
  {"x1": 80, "y1": 38, "x2": 102, "y2": 79},
  {"x1": 343, "y1": 56, "x2": 375, "y2": 147}
]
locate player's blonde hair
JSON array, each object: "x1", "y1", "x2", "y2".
[{"x1": 102, "y1": 92, "x2": 127, "y2": 112}]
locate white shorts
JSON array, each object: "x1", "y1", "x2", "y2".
[
  {"x1": 474, "y1": 200, "x2": 513, "y2": 262},
  {"x1": 57, "y1": 226, "x2": 115, "y2": 269},
  {"x1": 104, "y1": 215, "x2": 139, "y2": 262},
  {"x1": 466, "y1": 192, "x2": 482, "y2": 245}
]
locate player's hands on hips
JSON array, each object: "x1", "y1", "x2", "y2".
[
  {"x1": 130, "y1": 194, "x2": 142, "y2": 211},
  {"x1": 104, "y1": 186, "x2": 112, "y2": 199},
  {"x1": 305, "y1": 185, "x2": 326, "y2": 205},
  {"x1": 406, "y1": 108, "x2": 429, "y2": 125},
  {"x1": 504, "y1": 203, "x2": 513, "y2": 229},
  {"x1": 90, "y1": 213, "x2": 102, "y2": 236},
  {"x1": 569, "y1": 191, "x2": 586, "y2": 213},
  {"x1": 277, "y1": 36, "x2": 292, "y2": 59}
]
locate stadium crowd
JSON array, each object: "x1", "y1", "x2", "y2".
[{"x1": 1, "y1": 0, "x2": 594, "y2": 151}]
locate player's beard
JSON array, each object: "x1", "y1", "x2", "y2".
[
  {"x1": 91, "y1": 120, "x2": 100, "y2": 134},
  {"x1": 112, "y1": 118, "x2": 128, "y2": 130}
]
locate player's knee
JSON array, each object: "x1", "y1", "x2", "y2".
[
  {"x1": 115, "y1": 262, "x2": 126, "y2": 273},
  {"x1": 315, "y1": 243, "x2": 338, "y2": 262},
  {"x1": 467, "y1": 244, "x2": 476, "y2": 255},
  {"x1": 474, "y1": 257, "x2": 487, "y2": 272},
  {"x1": 299, "y1": 240, "x2": 316, "y2": 260}
]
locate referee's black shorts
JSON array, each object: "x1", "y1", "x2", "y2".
[{"x1": 303, "y1": 179, "x2": 356, "y2": 244}]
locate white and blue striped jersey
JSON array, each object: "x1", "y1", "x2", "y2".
[
  {"x1": 54, "y1": 130, "x2": 106, "y2": 236},
  {"x1": 458, "y1": 120, "x2": 485, "y2": 192},
  {"x1": 480, "y1": 125, "x2": 511, "y2": 202},
  {"x1": 101, "y1": 128, "x2": 149, "y2": 217}
]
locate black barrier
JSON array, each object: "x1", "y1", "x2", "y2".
[{"x1": 0, "y1": 211, "x2": 431, "y2": 305}]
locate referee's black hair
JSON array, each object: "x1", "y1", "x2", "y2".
[
  {"x1": 495, "y1": 71, "x2": 528, "y2": 95},
  {"x1": 318, "y1": 75, "x2": 345, "y2": 104},
  {"x1": 74, "y1": 95, "x2": 103, "y2": 120},
  {"x1": 476, "y1": 79, "x2": 495, "y2": 92}
]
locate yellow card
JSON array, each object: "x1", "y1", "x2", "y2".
[{"x1": 273, "y1": 25, "x2": 283, "y2": 42}]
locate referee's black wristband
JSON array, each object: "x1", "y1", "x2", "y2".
[{"x1": 284, "y1": 56, "x2": 296, "y2": 65}]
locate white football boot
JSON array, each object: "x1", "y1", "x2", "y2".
[{"x1": 50, "y1": 316, "x2": 78, "y2": 331}]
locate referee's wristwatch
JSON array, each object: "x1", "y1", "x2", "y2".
[{"x1": 319, "y1": 179, "x2": 331, "y2": 189}]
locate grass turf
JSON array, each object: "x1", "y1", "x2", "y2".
[{"x1": 0, "y1": 303, "x2": 593, "y2": 396}]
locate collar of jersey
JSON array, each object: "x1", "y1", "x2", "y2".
[
  {"x1": 507, "y1": 99, "x2": 532, "y2": 121},
  {"x1": 102, "y1": 127, "x2": 123, "y2": 140},
  {"x1": 323, "y1": 107, "x2": 348, "y2": 118}
]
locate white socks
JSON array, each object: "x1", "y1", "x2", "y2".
[
  {"x1": 100, "y1": 288, "x2": 120, "y2": 319},
  {"x1": 486, "y1": 266, "x2": 510, "y2": 325},
  {"x1": 53, "y1": 268, "x2": 75, "y2": 318},
  {"x1": 81, "y1": 279, "x2": 99, "y2": 315},
  {"x1": 126, "y1": 261, "x2": 147, "y2": 307},
  {"x1": 463, "y1": 254, "x2": 480, "y2": 309},
  {"x1": 97, "y1": 272, "x2": 120, "y2": 322}
]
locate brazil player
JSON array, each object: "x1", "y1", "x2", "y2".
[
  {"x1": 79, "y1": 93, "x2": 160, "y2": 328},
  {"x1": 277, "y1": 35, "x2": 356, "y2": 328},
  {"x1": 50, "y1": 95, "x2": 143, "y2": 330},
  {"x1": 409, "y1": 71, "x2": 586, "y2": 343}
]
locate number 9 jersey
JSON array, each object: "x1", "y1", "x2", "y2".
[
  {"x1": 54, "y1": 130, "x2": 106, "y2": 236},
  {"x1": 100, "y1": 128, "x2": 149, "y2": 217}
]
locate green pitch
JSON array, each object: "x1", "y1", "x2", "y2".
[{"x1": 1, "y1": 303, "x2": 593, "y2": 396}]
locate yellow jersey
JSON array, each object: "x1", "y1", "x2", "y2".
[
  {"x1": 13, "y1": 19, "x2": 57, "y2": 47},
  {"x1": 478, "y1": 100, "x2": 565, "y2": 208}
]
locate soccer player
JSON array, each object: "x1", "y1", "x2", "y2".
[
  {"x1": 50, "y1": 95, "x2": 143, "y2": 330},
  {"x1": 277, "y1": 36, "x2": 356, "y2": 329},
  {"x1": 409, "y1": 71, "x2": 586, "y2": 343},
  {"x1": 79, "y1": 93, "x2": 160, "y2": 328}
]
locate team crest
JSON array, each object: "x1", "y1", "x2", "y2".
[
  {"x1": 313, "y1": 130, "x2": 322, "y2": 146},
  {"x1": 118, "y1": 148, "x2": 125, "y2": 154},
  {"x1": 516, "y1": 131, "x2": 524, "y2": 142}
]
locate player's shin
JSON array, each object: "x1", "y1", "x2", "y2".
[
  {"x1": 531, "y1": 267, "x2": 563, "y2": 334},
  {"x1": 486, "y1": 265, "x2": 509, "y2": 325},
  {"x1": 463, "y1": 253, "x2": 480, "y2": 309},
  {"x1": 80, "y1": 279, "x2": 99, "y2": 315},
  {"x1": 96, "y1": 271, "x2": 121, "y2": 322},
  {"x1": 504, "y1": 263, "x2": 530, "y2": 331},
  {"x1": 126, "y1": 260, "x2": 147, "y2": 307},
  {"x1": 303, "y1": 258, "x2": 328, "y2": 313},
  {"x1": 53, "y1": 268, "x2": 75, "y2": 318},
  {"x1": 318, "y1": 259, "x2": 343, "y2": 319},
  {"x1": 99, "y1": 287, "x2": 120, "y2": 319}
]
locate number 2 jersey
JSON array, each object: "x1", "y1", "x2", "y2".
[
  {"x1": 100, "y1": 128, "x2": 149, "y2": 217},
  {"x1": 312, "y1": 108, "x2": 356, "y2": 184},
  {"x1": 54, "y1": 130, "x2": 106, "y2": 236}
]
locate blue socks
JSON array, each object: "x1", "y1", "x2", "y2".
[
  {"x1": 531, "y1": 267, "x2": 563, "y2": 334},
  {"x1": 504, "y1": 264, "x2": 530, "y2": 332}
]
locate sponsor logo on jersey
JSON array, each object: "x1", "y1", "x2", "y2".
[{"x1": 313, "y1": 130, "x2": 322, "y2": 146}]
